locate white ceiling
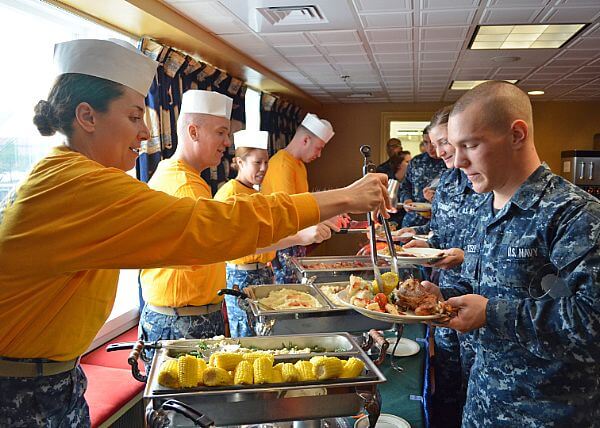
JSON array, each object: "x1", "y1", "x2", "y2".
[{"x1": 162, "y1": 0, "x2": 600, "y2": 103}]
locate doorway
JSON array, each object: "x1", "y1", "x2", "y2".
[{"x1": 380, "y1": 112, "x2": 434, "y2": 164}]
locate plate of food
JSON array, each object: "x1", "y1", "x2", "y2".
[
  {"x1": 378, "y1": 247, "x2": 446, "y2": 264},
  {"x1": 336, "y1": 275, "x2": 454, "y2": 323},
  {"x1": 402, "y1": 202, "x2": 432, "y2": 212}
]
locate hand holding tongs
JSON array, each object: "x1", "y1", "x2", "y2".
[{"x1": 359, "y1": 145, "x2": 400, "y2": 285}]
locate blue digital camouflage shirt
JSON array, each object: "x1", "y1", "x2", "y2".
[
  {"x1": 458, "y1": 165, "x2": 600, "y2": 427},
  {"x1": 398, "y1": 152, "x2": 446, "y2": 227}
]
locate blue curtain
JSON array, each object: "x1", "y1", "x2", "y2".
[
  {"x1": 138, "y1": 38, "x2": 246, "y2": 193},
  {"x1": 259, "y1": 93, "x2": 303, "y2": 156}
]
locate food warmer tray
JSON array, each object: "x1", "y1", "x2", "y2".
[
  {"x1": 290, "y1": 256, "x2": 392, "y2": 283},
  {"x1": 143, "y1": 333, "x2": 386, "y2": 427},
  {"x1": 244, "y1": 284, "x2": 392, "y2": 335}
]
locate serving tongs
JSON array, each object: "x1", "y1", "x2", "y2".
[{"x1": 359, "y1": 145, "x2": 400, "y2": 287}]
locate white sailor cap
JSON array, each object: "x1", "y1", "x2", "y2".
[
  {"x1": 180, "y1": 90, "x2": 233, "y2": 119},
  {"x1": 300, "y1": 113, "x2": 335, "y2": 143},
  {"x1": 234, "y1": 130, "x2": 269, "y2": 150},
  {"x1": 54, "y1": 39, "x2": 158, "y2": 97}
]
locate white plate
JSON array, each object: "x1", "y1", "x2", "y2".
[
  {"x1": 378, "y1": 247, "x2": 446, "y2": 265},
  {"x1": 412, "y1": 234, "x2": 430, "y2": 241},
  {"x1": 385, "y1": 337, "x2": 420, "y2": 357},
  {"x1": 403, "y1": 202, "x2": 431, "y2": 212},
  {"x1": 336, "y1": 290, "x2": 441, "y2": 323},
  {"x1": 354, "y1": 414, "x2": 411, "y2": 428}
]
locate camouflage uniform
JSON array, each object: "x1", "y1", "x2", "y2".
[
  {"x1": 426, "y1": 169, "x2": 485, "y2": 428},
  {"x1": 139, "y1": 305, "x2": 225, "y2": 365},
  {"x1": 273, "y1": 245, "x2": 306, "y2": 284},
  {"x1": 459, "y1": 165, "x2": 600, "y2": 427},
  {"x1": 398, "y1": 152, "x2": 446, "y2": 228},
  {"x1": 225, "y1": 265, "x2": 275, "y2": 337},
  {"x1": 0, "y1": 362, "x2": 89, "y2": 427}
]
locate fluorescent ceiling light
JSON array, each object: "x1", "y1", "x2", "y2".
[
  {"x1": 450, "y1": 80, "x2": 518, "y2": 90},
  {"x1": 470, "y1": 24, "x2": 585, "y2": 49},
  {"x1": 527, "y1": 90, "x2": 545, "y2": 95}
]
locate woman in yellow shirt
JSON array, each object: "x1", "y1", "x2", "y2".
[
  {"x1": 0, "y1": 39, "x2": 389, "y2": 426},
  {"x1": 215, "y1": 131, "x2": 331, "y2": 336}
]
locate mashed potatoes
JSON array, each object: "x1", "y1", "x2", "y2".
[{"x1": 259, "y1": 289, "x2": 322, "y2": 310}]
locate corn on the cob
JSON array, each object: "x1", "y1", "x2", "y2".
[
  {"x1": 280, "y1": 363, "x2": 299, "y2": 383},
  {"x1": 270, "y1": 365, "x2": 283, "y2": 383},
  {"x1": 309, "y1": 355, "x2": 326, "y2": 366},
  {"x1": 241, "y1": 352, "x2": 274, "y2": 364},
  {"x1": 178, "y1": 354, "x2": 200, "y2": 388},
  {"x1": 234, "y1": 360, "x2": 254, "y2": 385},
  {"x1": 314, "y1": 357, "x2": 343, "y2": 380},
  {"x1": 340, "y1": 357, "x2": 365, "y2": 378},
  {"x1": 253, "y1": 356, "x2": 273, "y2": 384},
  {"x1": 212, "y1": 353, "x2": 243, "y2": 371},
  {"x1": 294, "y1": 360, "x2": 316, "y2": 381},
  {"x1": 203, "y1": 367, "x2": 233, "y2": 386},
  {"x1": 196, "y1": 358, "x2": 208, "y2": 385},
  {"x1": 157, "y1": 359, "x2": 180, "y2": 388}
]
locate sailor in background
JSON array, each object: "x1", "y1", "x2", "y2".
[
  {"x1": 261, "y1": 113, "x2": 342, "y2": 283},
  {"x1": 215, "y1": 130, "x2": 331, "y2": 337},
  {"x1": 398, "y1": 126, "x2": 446, "y2": 228},
  {"x1": 0, "y1": 39, "x2": 390, "y2": 426}
]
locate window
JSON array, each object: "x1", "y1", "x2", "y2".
[{"x1": 0, "y1": 0, "x2": 141, "y2": 340}]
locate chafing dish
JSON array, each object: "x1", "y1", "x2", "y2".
[
  {"x1": 290, "y1": 256, "x2": 392, "y2": 283},
  {"x1": 241, "y1": 284, "x2": 392, "y2": 335},
  {"x1": 140, "y1": 333, "x2": 386, "y2": 427}
]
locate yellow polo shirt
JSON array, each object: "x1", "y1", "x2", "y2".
[
  {"x1": 140, "y1": 159, "x2": 225, "y2": 307},
  {"x1": 261, "y1": 149, "x2": 308, "y2": 195},
  {"x1": 214, "y1": 179, "x2": 275, "y2": 265},
  {"x1": 0, "y1": 147, "x2": 319, "y2": 360}
]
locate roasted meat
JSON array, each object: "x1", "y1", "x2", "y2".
[{"x1": 392, "y1": 278, "x2": 455, "y2": 316}]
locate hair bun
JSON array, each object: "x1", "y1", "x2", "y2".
[{"x1": 33, "y1": 100, "x2": 58, "y2": 136}]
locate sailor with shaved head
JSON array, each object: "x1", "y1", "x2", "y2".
[{"x1": 441, "y1": 81, "x2": 600, "y2": 426}]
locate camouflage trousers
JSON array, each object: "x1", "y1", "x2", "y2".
[
  {"x1": 139, "y1": 304, "x2": 225, "y2": 368},
  {"x1": 0, "y1": 362, "x2": 89, "y2": 427},
  {"x1": 273, "y1": 245, "x2": 306, "y2": 284},
  {"x1": 401, "y1": 210, "x2": 430, "y2": 228},
  {"x1": 225, "y1": 265, "x2": 274, "y2": 338},
  {"x1": 431, "y1": 327, "x2": 475, "y2": 428}
]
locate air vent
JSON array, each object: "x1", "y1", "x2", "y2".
[
  {"x1": 258, "y1": 5, "x2": 328, "y2": 26},
  {"x1": 347, "y1": 93, "x2": 373, "y2": 98}
]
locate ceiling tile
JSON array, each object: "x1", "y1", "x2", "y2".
[
  {"x1": 421, "y1": 0, "x2": 479, "y2": 8},
  {"x1": 420, "y1": 9, "x2": 477, "y2": 26},
  {"x1": 354, "y1": 0, "x2": 412, "y2": 12},
  {"x1": 420, "y1": 60, "x2": 456, "y2": 69},
  {"x1": 569, "y1": 38, "x2": 600, "y2": 50},
  {"x1": 486, "y1": 0, "x2": 549, "y2": 6},
  {"x1": 289, "y1": 56, "x2": 330, "y2": 65},
  {"x1": 320, "y1": 44, "x2": 367, "y2": 55},
  {"x1": 375, "y1": 52, "x2": 413, "y2": 63},
  {"x1": 310, "y1": 30, "x2": 362, "y2": 45},
  {"x1": 254, "y1": 55, "x2": 297, "y2": 71},
  {"x1": 420, "y1": 40, "x2": 465, "y2": 51},
  {"x1": 420, "y1": 51, "x2": 460, "y2": 61},
  {"x1": 360, "y1": 12, "x2": 413, "y2": 28},
  {"x1": 330, "y1": 54, "x2": 372, "y2": 64},
  {"x1": 298, "y1": 64, "x2": 339, "y2": 73},
  {"x1": 419, "y1": 26, "x2": 470, "y2": 41},
  {"x1": 541, "y1": 6, "x2": 600, "y2": 23},
  {"x1": 275, "y1": 45, "x2": 322, "y2": 56},
  {"x1": 371, "y1": 42, "x2": 412, "y2": 53},
  {"x1": 479, "y1": 7, "x2": 544, "y2": 24},
  {"x1": 365, "y1": 28, "x2": 413, "y2": 42},
  {"x1": 259, "y1": 32, "x2": 312, "y2": 46},
  {"x1": 556, "y1": 49, "x2": 598, "y2": 60}
]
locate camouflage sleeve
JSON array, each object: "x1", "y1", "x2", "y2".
[
  {"x1": 440, "y1": 271, "x2": 473, "y2": 299},
  {"x1": 398, "y1": 164, "x2": 413, "y2": 203},
  {"x1": 413, "y1": 223, "x2": 431, "y2": 235},
  {"x1": 486, "y1": 206, "x2": 600, "y2": 363}
]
